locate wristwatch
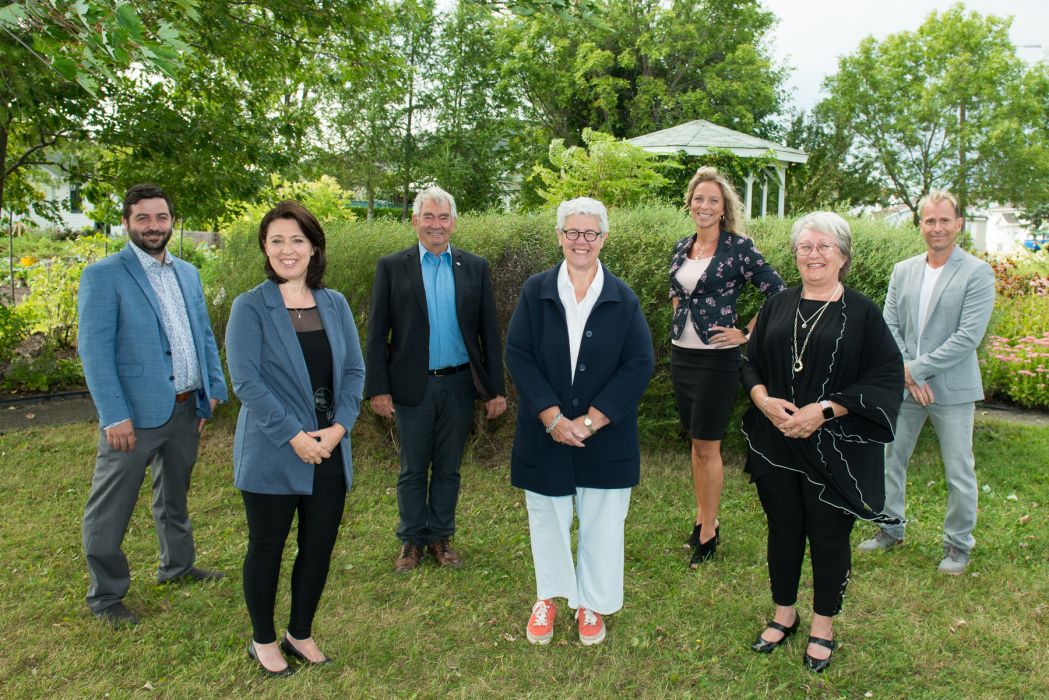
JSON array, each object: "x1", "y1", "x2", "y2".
[
  {"x1": 820, "y1": 400, "x2": 834, "y2": 421},
  {"x1": 583, "y1": 415, "x2": 596, "y2": 435}
]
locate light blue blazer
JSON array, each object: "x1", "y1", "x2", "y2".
[
  {"x1": 226, "y1": 280, "x2": 365, "y2": 495},
  {"x1": 77, "y1": 244, "x2": 228, "y2": 428},
  {"x1": 883, "y1": 245, "x2": 995, "y2": 405}
]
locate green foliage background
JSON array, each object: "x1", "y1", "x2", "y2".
[{"x1": 209, "y1": 206, "x2": 928, "y2": 441}]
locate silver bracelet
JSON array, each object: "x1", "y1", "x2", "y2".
[
  {"x1": 544, "y1": 411, "x2": 563, "y2": 434},
  {"x1": 761, "y1": 396, "x2": 771, "y2": 412}
]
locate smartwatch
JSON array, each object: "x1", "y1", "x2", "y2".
[{"x1": 820, "y1": 400, "x2": 834, "y2": 421}]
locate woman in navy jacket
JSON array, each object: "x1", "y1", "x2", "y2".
[
  {"x1": 668, "y1": 167, "x2": 785, "y2": 567},
  {"x1": 226, "y1": 201, "x2": 365, "y2": 676},
  {"x1": 506, "y1": 197, "x2": 654, "y2": 647}
]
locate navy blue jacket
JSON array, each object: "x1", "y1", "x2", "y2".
[{"x1": 506, "y1": 263, "x2": 654, "y2": 496}]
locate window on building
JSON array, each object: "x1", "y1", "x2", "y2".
[{"x1": 69, "y1": 185, "x2": 83, "y2": 213}]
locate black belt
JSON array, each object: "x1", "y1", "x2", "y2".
[{"x1": 428, "y1": 363, "x2": 470, "y2": 376}]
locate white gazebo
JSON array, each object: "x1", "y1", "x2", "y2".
[{"x1": 627, "y1": 120, "x2": 808, "y2": 217}]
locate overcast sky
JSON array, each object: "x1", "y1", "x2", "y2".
[{"x1": 763, "y1": 0, "x2": 1049, "y2": 113}]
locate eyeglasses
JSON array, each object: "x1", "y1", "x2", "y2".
[
  {"x1": 561, "y1": 228, "x2": 602, "y2": 242},
  {"x1": 795, "y1": 242, "x2": 836, "y2": 257}
]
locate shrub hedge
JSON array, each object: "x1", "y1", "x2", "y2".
[{"x1": 208, "y1": 206, "x2": 929, "y2": 444}]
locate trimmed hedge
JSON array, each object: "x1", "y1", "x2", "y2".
[{"x1": 208, "y1": 206, "x2": 927, "y2": 445}]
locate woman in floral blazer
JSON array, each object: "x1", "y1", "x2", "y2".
[{"x1": 668, "y1": 167, "x2": 785, "y2": 567}]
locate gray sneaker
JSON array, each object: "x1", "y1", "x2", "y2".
[
  {"x1": 938, "y1": 545, "x2": 970, "y2": 575},
  {"x1": 857, "y1": 530, "x2": 903, "y2": 552}
]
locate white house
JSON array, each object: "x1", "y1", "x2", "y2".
[
  {"x1": 966, "y1": 204, "x2": 1033, "y2": 254},
  {"x1": 18, "y1": 165, "x2": 101, "y2": 232}
]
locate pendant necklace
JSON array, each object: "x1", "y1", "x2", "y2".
[
  {"x1": 689, "y1": 235, "x2": 716, "y2": 260},
  {"x1": 791, "y1": 285, "x2": 841, "y2": 373}
]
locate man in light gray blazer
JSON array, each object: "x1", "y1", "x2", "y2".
[
  {"x1": 858, "y1": 189, "x2": 995, "y2": 575},
  {"x1": 78, "y1": 184, "x2": 228, "y2": 627}
]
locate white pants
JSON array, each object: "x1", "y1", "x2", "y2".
[{"x1": 525, "y1": 487, "x2": 631, "y2": 615}]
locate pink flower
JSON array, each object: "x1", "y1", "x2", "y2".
[{"x1": 1018, "y1": 370, "x2": 1036, "y2": 376}]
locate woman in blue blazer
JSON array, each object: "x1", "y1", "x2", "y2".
[
  {"x1": 226, "y1": 201, "x2": 365, "y2": 676},
  {"x1": 506, "y1": 197, "x2": 654, "y2": 647}
]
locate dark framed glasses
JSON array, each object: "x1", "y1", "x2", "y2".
[{"x1": 560, "y1": 228, "x2": 602, "y2": 242}]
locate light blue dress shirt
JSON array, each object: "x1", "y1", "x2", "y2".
[
  {"x1": 129, "y1": 242, "x2": 201, "y2": 393},
  {"x1": 418, "y1": 242, "x2": 469, "y2": 370}
]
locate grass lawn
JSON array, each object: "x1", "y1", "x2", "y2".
[{"x1": 0, "y1": 414, "x2": 1046, "y2": 699}]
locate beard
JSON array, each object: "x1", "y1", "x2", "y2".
[{"x1": 128, "y1": 224, "x2": 173, "y2": 254}]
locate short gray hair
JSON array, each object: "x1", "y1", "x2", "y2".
[
  {"x1": 413, "y1": 186, "x2": 457, "y2": 219},
  {"x1": 556, "y1": 197, "x2": 608, "y2": 233},
  {"x1": 790, "y1": 211, "x2": 853, "y2": 280}
]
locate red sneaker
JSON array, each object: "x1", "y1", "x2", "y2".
[
  {"x1": 526, "y1": 599, "x2": 556, "y2": 645},
  {"x1": 576, "y1": 607, "x2": 605, "y2": 646}
]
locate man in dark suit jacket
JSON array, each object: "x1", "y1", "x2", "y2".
[
  {"x1": 365, "y1": 186, "x2": 506, "y2": 572},
  {"x1": 78, "y1": 184, "x2": 228, "y2": 628}
]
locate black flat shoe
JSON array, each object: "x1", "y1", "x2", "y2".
[
  {"x1": 750, "y1": 612, "x2": 800, "y2": 653},
  {"x1": 281, "y1": 636, "x2": 332, "y2": 665},
  {"x1": 248, "y1": 640, "x2": 295, "y2": 677},
  {"x1": 689, "y1": 525, "x2": 720, "y2": 568},
  {"x1": 803, "y1": 636, "x2": 837, "y2": 673}
]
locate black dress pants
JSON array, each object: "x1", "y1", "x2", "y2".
[
  {"x1": 241, "y1": 467, "x2": 346, "y2": 643},
  {"x1": 755, "y1": 467, "x2": 855, "y2": 617},
  {"x1": 393, "y1": 371, "x2": 475, "y2": 546}
]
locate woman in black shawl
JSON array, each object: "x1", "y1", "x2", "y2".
[{"x1": 740, "y1": 212, "x2": 903, "y2": 673}]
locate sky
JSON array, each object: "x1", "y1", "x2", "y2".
[{"x1": 762, "y1": 0, "x2": 1049, "y2": 112}]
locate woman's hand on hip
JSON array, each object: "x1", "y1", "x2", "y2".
[
  {"x1": 708, "y1": 324, "x2": 746, "y2": 347},
  {"x1": 290, "y1": 430, "x2": 332, "y2": 464}
]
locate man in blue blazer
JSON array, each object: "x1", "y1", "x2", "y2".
[
  {"x1": 364, "y1": 186, "x2": 506, "y2": 572},
  {"x1": 858, "y1": 190, "x2": 995, "y2": 575},
  {"x1": 78, "y1": 184, "x2": 228, "y2": 627}
]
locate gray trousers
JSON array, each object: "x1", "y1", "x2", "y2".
[
  {"x1": 881, "y1": 398, "x2": 978, "y2": 552},
  {"x1": 393, "y1": 371, "x2": 475, "y2": 546},
  {"x1": 83, "y1": 399, "x2": 200, "y2": 612}
]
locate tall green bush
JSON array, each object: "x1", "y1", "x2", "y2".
[{"x1": 210, "y1": 206, "x2": 927, "y2": 444}]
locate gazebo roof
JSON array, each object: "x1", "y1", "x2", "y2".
[{"x1": 626, "y1": 120, "x2": 808, "y2": 164}]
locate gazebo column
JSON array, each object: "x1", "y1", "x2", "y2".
[
  {"x1": 761, "y1": 175, "x2": 768, "y2": 217},
  {"x1": 776, "y1": 164, "x2": 787, "y2": 217},
  {"x1": 744, "y1": 174, "x2": 754, "y2": 218}
]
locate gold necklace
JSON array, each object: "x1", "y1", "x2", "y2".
[
  {"x1": 791, "y1": 285, "x2": 841, "y2": 373},
  {"x1": 689, "y1": 235, "x2": 717, "y2": 260}
]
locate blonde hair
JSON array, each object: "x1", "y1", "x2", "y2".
[
  {"x1": 917, "y1": 189, "x2": 961, "y2": 219},
  {"x1": 683, "y1": 166, "x2": 746, "y2": 236}
]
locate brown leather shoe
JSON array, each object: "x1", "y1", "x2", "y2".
[
  {"x1": 394, "y1": 543, "x2": 424, "y2": 573},
  {"x1": 429, "y1": 538, "x2": 462, "y2": 568}
]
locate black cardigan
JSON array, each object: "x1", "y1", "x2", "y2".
[{"x1": 740, "y1": 286, "x2": 905, "y2": 521}]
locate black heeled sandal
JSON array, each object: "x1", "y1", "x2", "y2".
[
  {"x1": 802, "y1": 636, "x2": 837, "y2": 672},
  {"x1": 689, "y1": 525, "x2": 720, "y2": 568},
  {"x1": 687, "y1": 523, "x2": 702, "y2": 550},
  {"x1": 750, "y1": 612, "x2": 800, "y2": 653}
]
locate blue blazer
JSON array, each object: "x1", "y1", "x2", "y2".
[
  {"x1": 505, "y1": 263, "x2": 655, "y2": 496},
  {"x1": 78, "y1": 244, "x2": 228, "y2": 428},
  {"x1": 226, "y1": 280, "x2": 365, "y2": 495}
]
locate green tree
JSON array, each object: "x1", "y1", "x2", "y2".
[
  {"x1": 530, "y1": 128, "x2": 677, "y2": 206},
  {"x1": 821, "y1": 4, "x2": 1049, "y2": 223},
  {"x1": 498, "y1": 0, "x2": 784, "y2": 144},
  {"x1": 0, "y1": 1, "x2": 194, "y2": 218}
]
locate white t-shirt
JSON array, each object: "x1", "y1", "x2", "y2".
[
  {"x1": 672, "y1": 257, "x2": 720, "y2": 350},
  {"x1": 917, "y1": 261, "x2": 944, "y2": 356},
  {"x1": 557, "y1": 262, "x2": 604, "y2": 381}
]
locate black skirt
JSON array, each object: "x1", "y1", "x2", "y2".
[{"x1": 670, "y1": 344, "x2": 741, "y2": 440}]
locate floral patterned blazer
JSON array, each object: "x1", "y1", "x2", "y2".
[{"x1": 669, "y1": 230, "x2": 786, "y2": 344}]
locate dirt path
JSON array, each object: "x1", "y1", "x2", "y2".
[{"x1": 1, "y1": 393, "x2": 1046, "y2": 435}]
